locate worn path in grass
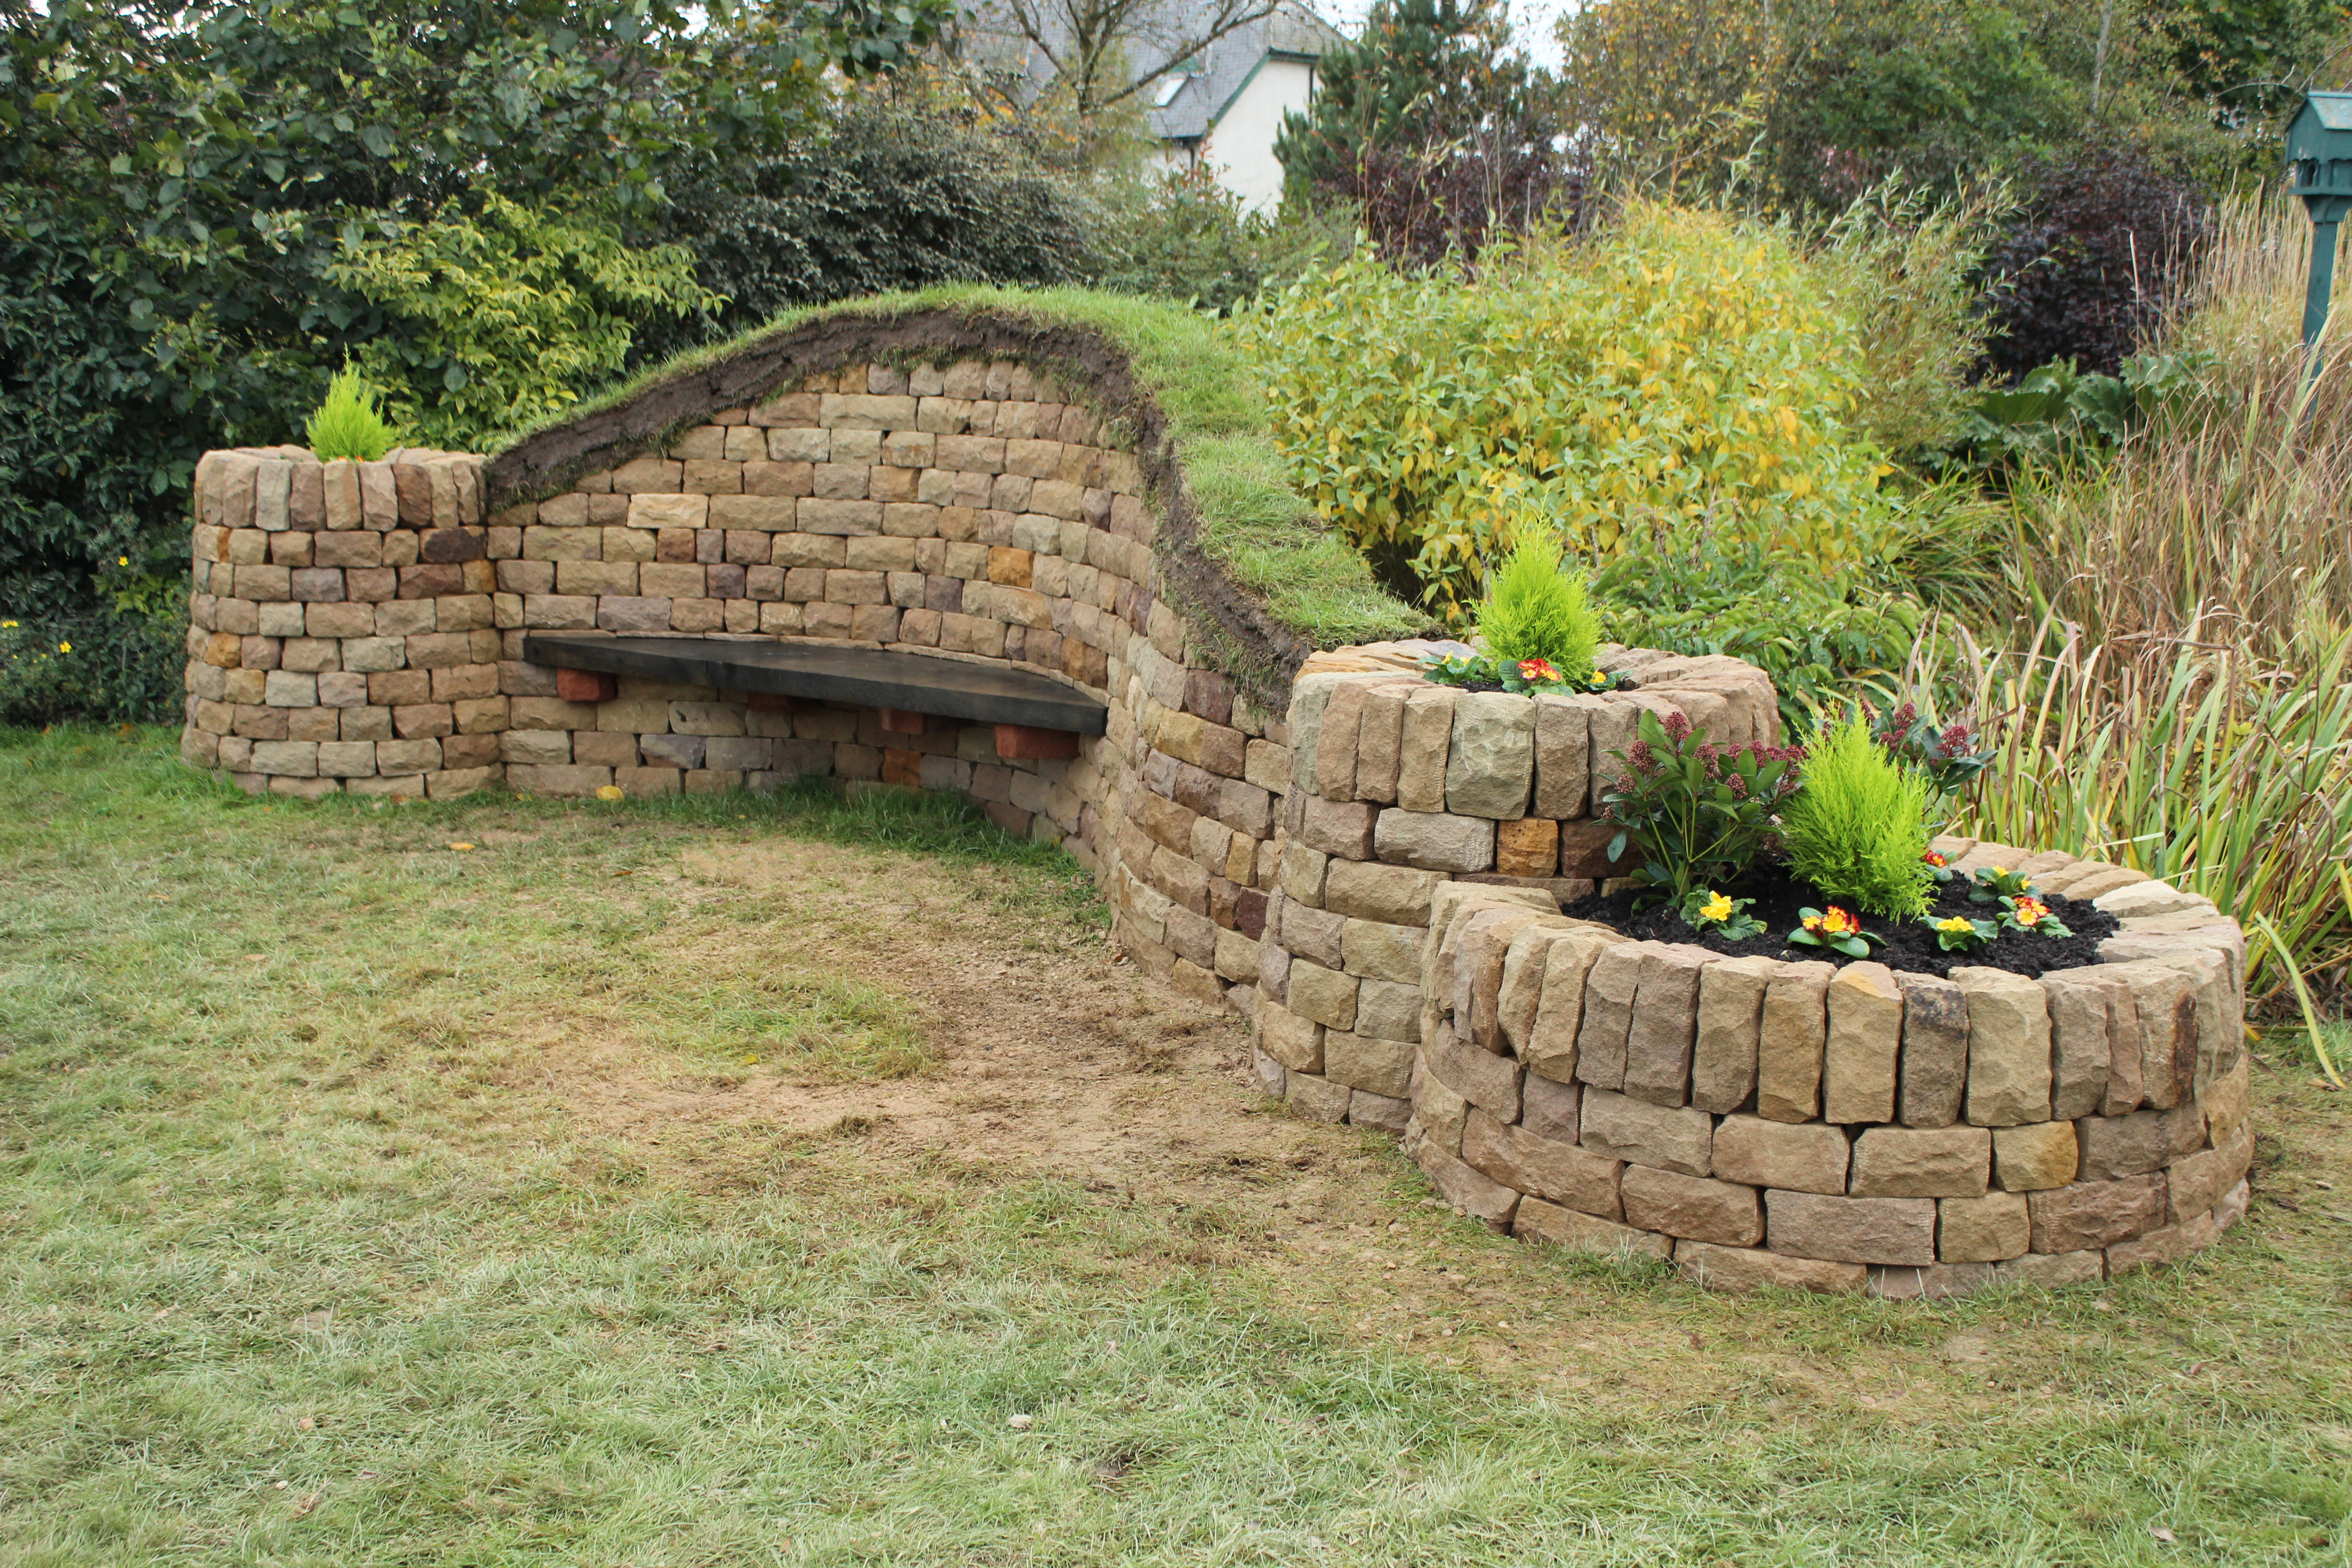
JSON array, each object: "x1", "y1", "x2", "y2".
[{"x1": 3, "y1": 728, "x2": 2348, "y2": 1567}]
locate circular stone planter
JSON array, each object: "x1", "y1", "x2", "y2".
[{"x1": 1252, "y1": 642, "x2": 2252, "y2": 1297}]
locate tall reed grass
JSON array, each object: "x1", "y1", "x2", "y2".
[{"x1": 1931, "y1": 196, "x2": 2352, "y2": 1015}]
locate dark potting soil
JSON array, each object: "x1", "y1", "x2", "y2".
[
  {"x1": 1441, "y1": 676, "x2": 1639, "y2": 695},
  {"x1": 1558, "y1": 865, "x2": 2120, "y2": 980}
]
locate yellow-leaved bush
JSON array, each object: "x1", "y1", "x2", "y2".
[{"x1": 1244, "y1": 203, "x2": 1910, "y2": 621}]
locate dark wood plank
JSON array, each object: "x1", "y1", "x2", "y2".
[{"x1": 523, "y1": 634, "x2": 1108, "y2": 735}]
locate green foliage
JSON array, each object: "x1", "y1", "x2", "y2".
[
  {"x1": 331, "y1": 192, "x2": 715, "y2": 448},
  {"x1": 1475, "y1": 530, "x2": 1600, "y2": 674},
  {"x1": 1778, "y1": 713, "x2": 1935, "y2": 918},
  {"x1": 303, "y1": 368, "x2": 400, "y2": 462},
  {"x1": 1273, "y1": 0, "x2": 1575, "y2": 265},
  {"x1": 1598, "y1": 706, "x2": 1806, "y2": 906},
  {"x1": 0, "y1": 608, "x2": 185, "y2": 726},
  {"x1": 1091, "y1": 167, "x2": 1355, "y2": 317},
  {"x1": 1248, "y1": 206, "x2": 1912, "y2": 622},
  {"x1": 1930, "y1": 353, "x2": 2216, "y2": 478}
]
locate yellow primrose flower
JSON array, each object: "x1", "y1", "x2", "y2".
[
  {"x1": 1936, "y1": 916, "x2": 1975, "y2": 934},
  {"x1": 1700, "y1": 892, "x2": 1735, "y2": 922},
  {"x1": 58, "y1": 641, "x2": 71, "y2": 653}
]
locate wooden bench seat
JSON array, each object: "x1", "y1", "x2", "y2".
[{"x1": 523, "y1": 634, "x2": 1107, "y2": 758}]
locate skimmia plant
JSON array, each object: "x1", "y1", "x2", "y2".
[{"x1": 1600, "y1": 708, "x2": 1805, "y2": 906}]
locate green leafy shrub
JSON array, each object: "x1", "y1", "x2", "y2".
[
  {"x1": 1247, "y1": 204, "x2": 1913, "y2": 621},
  {"x1": 0, "y1": 607, "x2": 184, "y2": 726},
  {"x1": 331, "y1": 192, "x2": 717, "y2": 449},
  {"x1": 1478, "y1": 530, "x2": 1600, "y2": 675},
  {"x1": 1597, "y1": 707, "x2": 1805, "y2": 906},
  {"x1": 304, "y1": 368, "x2": 399, "y2": 461},
  {"x1": 1777, "y1": 713, "x2": 1935, "y2": 918}
]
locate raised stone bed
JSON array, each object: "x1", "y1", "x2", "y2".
[{"x1": 1252, "y1": 646, "x2": 2252, "y2": 1295}]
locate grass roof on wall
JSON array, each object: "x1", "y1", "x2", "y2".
[{"x1": 492, "y1": 286, "x2": 1425, "y2": 658}]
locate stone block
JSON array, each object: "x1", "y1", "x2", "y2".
[
  {"x1": 1374, "y1": 808, "x2": 1496, "y2": 873},
  {"x1": 1310, "y1": 680, "x2": 1367, "y2": 800},
  {"x1": 1674, "y1": 1241, "x2": 1867, "y2": 1295},
  {"x1": 1427, "y1": 1024, "x2": 1523, "y2": 1122},
  {"x1": 1710, "y1": 1114, "x2": 1850, "y2": 1194},
  {"x1": 1419, "y1": 1147, "x2": 1521, "y2": 1230},
  {"x1": 1992, "y1": 1121, "x2": 2078, "y2": 1191},
  {"x1": 2166, "y1": 1122, "x2": 2252, "y2": 1223},
  {"x1": 2028, "y1": 1174, "x2": 2166, "y2": 1253},
  {"x1": 1495, "y1": 815, "x2": 1558, "y2": 877},
  {"x1": 1325, "y1": 1030, "x2": 1412, "y2": 1098},
  {"x1": 1622, "y1": 943, "x2": 1713, "y2": 1107},
  {"x1": 2122, "y1": 960, "x2": 2200, "y2": 1111},
  {"x1": 1514, "y1": 1198, "x2": 1673, "y2": 1260},
  {"x1": 1622, "y1": 1166, "x2": 1762, "y2": 1245},
  {"x1": 1523, "y1": 929, "x2": 1619, "y2": 1084},
  {"x1": 1464, "y1": 1107, "x2": 1623, "y2": 1217},
  {"x1": 1531, "y1": 693, "x2": 1599, "y2": 819},
  {"x1": 1823, "y1": 961, "x2": 1902, "y2": 1125},
  {"x1": 1445, "y1": 691, "x2": 1535, "y2": 818},
  {"x1": 1894, "y1": 973, "x2": 1968, "y2": 1127},
  {"x1": 1756, "y1": 960, "x2": 1833, "y2": 1122},
  {"x1": 1572, "y1": 942, "x2": 1644, "y2": 1092},
  {"x1": 1454, "y1": 906, "x2": 1550, "y2": 1047},
  {"x1": 1395, "y1": 687, "x2": 1455, "y2": 812},
  {"x1": 1578, "y1": 1088, "x2": 1711, "y2": 1178},
  {"x1": 1352, "y1": 683, "x2": 1409, "y2": 804},
  {"x1": 1995, "y1": 1250, "x2": 2105, "y2": 1288},
  {"x1": 1287, "y1": 1072, "x2": 1352, "y2": 1124},
  {"x1": 1938, "y1": 1191, "x2": 2030, "y2": 1261},
  {"x1": 1342, "y1": 918, "x2": 1423, "y2": 983},
  {"x1": 1955, "y1": 966, "x2": 2053, "y2": 1126},
  {"x1": 2201, "y1": 1056, "x2": 2249, "y2": 1143},
  {"x1": 1355, "y1": 979, "x2": 1421, "y2": 1044},
  {"x1": 2074, "y1": 1110, "x2": 2171, "y2": 1181},
  {"x1": 2040, "y1": 968, "x2": 2122, "y2": 1122},
  {"x1": 1848, "y1": 1125, "x2": 1991, "y2": 1197},
  {"x1": 1349, "y1": 1088, "x2": 1412, "y2": 1134},
  {"x1": 1765, "y1": 1190, "x2": 1937, "y2": 1265},
  {"x1": 1257, "y1": 1001, "x2": 1324, "y2": 1073},
  {"x1": 1297, "y1": 796, "x2": 1378, "y2": 859},
  {"x1": 1690, "y1": 954, "x2": 1774, "y2": 1114},
  {"x1": 1521, "y1": 1072, "x2": 1580, "y2": 1142}
]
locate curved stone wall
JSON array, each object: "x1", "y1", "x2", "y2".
[{"x1": 1256, "y1": 673, "x2": 2252, "y2": 1294}]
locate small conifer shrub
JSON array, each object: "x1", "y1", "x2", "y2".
[
  {"x1": 1478, "y1": 528, "x2": 1600, "y2": 677},
  {"x1": 1778, "y1": 713, "x2": 1935, "y2": 919},
  {"x1": 304, "y1": 368, "x2": 400, "y2": 462}
]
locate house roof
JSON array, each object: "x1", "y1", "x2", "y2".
[{"x1": 958, "y1": 0, "x2": 1341, "y2": 142}]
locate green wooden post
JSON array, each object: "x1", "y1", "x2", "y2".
[{"x1": 2284, "y1": 93, "x2": 2352, "y2": 364}]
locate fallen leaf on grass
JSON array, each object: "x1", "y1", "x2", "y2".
[
  {"x1": 446, "y1": 843, "x2": 475, "y2": 852},
  {"x1": 2152, "y1": 1526, "x2": 2177, "y2": 1544}
]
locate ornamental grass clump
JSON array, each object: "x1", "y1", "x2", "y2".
[
  {"x1": 1778, "y1": 713, "x2": 1934, "y2": 919},
  {"x1": 304, "y1": 368, "x2": 400, "y2": 462}
]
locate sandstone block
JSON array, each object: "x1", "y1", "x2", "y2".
[
  {"x1": 1675, "y1": 1241, "x2": 1867, "y2": 1295},
  {"x1": 1310, "y1": 680, "x2": 1367, "y2": 800},
  {"x1": 1325, "y1": 1030, "x2": 1413, "y2": 1099},
  {"x1": 1894, "y1": 973, "x2": 1969, "y2": 1127},
  {"x1": 2166, "y1": 1122, "x2": 2251, "y2": 1223},
  {"x1": 1352, "y1": 683, "x2": 1409, "y2": 803},
  {"x1": 2122, "y1": 960, "x2": 2200, "y2": 1111},
  {"x1": 1445, "y1": 692, "x2": 1535, "y2": 818},
  {"x1": 1756, "y1": 960, "x2": 1833, "y2": 1122},
  {"x1": 1573, "y1": 943, "x2": 1644, "y2": 1091},
  {"x1": 1622, "y1": 943, "x2": 1714, "y2": 1107},
  {"x1": 1286, "y1": 1072, "x2": 1352, "y2": 1124},
  {"x1": 2017, "y1": 970, "x2": 2099, "y2": 1122},
  {"x1": 1375, "y1": 808, "x2": 1496, "y2": 873},
  {"x1": 1523, "y1": 928, "x2": 1618, "y2": 1083},
  {"x1": 1395, "y1": 687, "x2": 1455, "y2": 812},
  {"x1": 1621, "y1": 1166, "x2": 1762, "y2": 1245},
  {"x1": 1342, "y1": 918, "x2": 1423, "y2": 983},
  {"x1": 1992, "y1": 1121, "x2": 2078, "y2": 1191},
  {"x1": 1868, "y1": 1262, "x2": 1995, "y2": 1300},
  {"x1": 1321, "y1": 859, "x2": 1442, "y2": 925},
  {"x1": 1455, "y1": 906, "x2": 1553, "y2": 1048},
  {"x1": 1355, "y1": 979, "x2": 1421, "y2": 1044},
  {"x1": 1494, "y1": 815, "x2": 1558, "y2": 877},
  {"x1": 1496, "y1": 926, "x2": 1571, "y2": 1053},
  {"x1": 1515, "y1": 1199, "x2": 1671, "y2": 1261},
  {"x1": 1297, "y1": 796, "x2": 1379, "y2": 859},
  {"x1": 1711, "y1": 1114, "x2": 1849, "y2": 1194},
  {"x1": 1348, "y1": 1089, "x2": 1412, "y2": 1134},
  {"x1": 1823, "y1": 960, "x2": 1903, "y2": 1124},
  {"x1": 2028, "y1": 1174, "x2": 2166, "y2": 1253},
  {"x1": 1531, "y1": 693, "x2": 1600, "y2": 818},
  {"x1": 1428, "y1": 1025, "x2": 1524, "y2": 1121},
  {"x1": 1521, "y1": 1072, "x2": 1580, "y2": 1142},
  {"x1": 1848, "y1": 1125, "x2": 1991, "y2": 1197},
  {"x1": 2199, "y1": 1056, "x2": 2250, "y2": 1144},
  {"x1": 1766, "y1": 1190, "x2": 1937, "y2": 1265},
  {"x1": 1411, "y1": 1058, "x2": 1470, "y2": 1159},
  {"x1": 1996, "y1": 1250, "x2": 2105, "y2": 1287},
  {"x1": 1258, "y1": 1001, "x2": 1324, "y2": 1073},
  {"x1": 1285, "y1": 959, "x2": 1359, "y2": 1033},
  {"x1": 1578, "y1": 1088, "x2": 1711, "y2": 1178},
  {"x1": 1419, "y1": 1147, "x2": 1520, "y2": 1230},
  {"x1": 1955, "y1": 966, "x2": 2053, "y2": 1126},
  {"x1": 1938, "y1": 1191, "x2": 2030, "y2": 1261},
  {"x1": 1691, "y1": 955, "x2": 1776, "y2": 1114},
  {"x1": 1464, "y1": 1108, "x2": 1624, "y2": 1218},
  {"x1": 2074, "y1": 1110, "x2": 2171, "y2": 1180}
]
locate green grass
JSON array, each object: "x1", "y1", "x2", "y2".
[
  {"x1": 5, "y1": 728, "x2": 2350, "y2": 1566},
  {"x1": 503, "y1": 285, "x2": 1427, "y2": 654}
]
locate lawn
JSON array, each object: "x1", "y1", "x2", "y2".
[{"x1": 3, "y1": 727, "x2": 2347, "y2": 1567}]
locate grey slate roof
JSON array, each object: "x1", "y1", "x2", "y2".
[{"x1": 959, "y1": 0, "x2": 1341, "y2": 141}]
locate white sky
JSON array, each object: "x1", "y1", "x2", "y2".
[{"x1": 1311, "y1": 0, "x2": 1575, "y2": 71}]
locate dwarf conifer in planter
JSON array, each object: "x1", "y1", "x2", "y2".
[{"x1": 1778, "y1": 713, "x2": 1934, "y2": 919}]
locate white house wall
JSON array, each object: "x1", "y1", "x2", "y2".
[{"x1": 1196, "y1": 57, "x2": 1316, "y2": 213}]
